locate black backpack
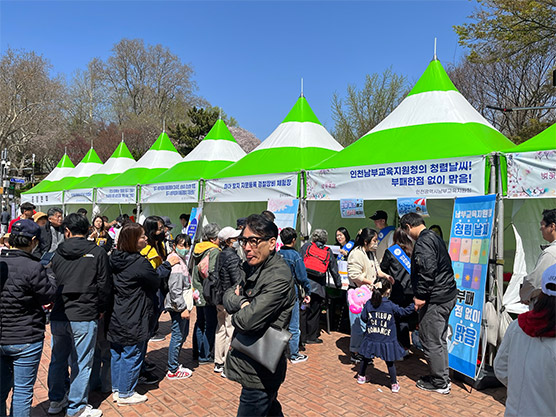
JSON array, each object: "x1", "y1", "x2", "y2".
[{"x1": 201, "y1": 249, "x2": 220, "y2": 305}]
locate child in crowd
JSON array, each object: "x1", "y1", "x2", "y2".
[
  {"x1": 357, "y1": 277, "x2": 415, "y2": 392},
  {"x1": 164, "y1": 234, "x2": 194, "y2": 379}
]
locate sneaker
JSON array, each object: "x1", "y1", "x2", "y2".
[
  {"x1": 198, "y1": 358, "x2": 214, "y2": 365},
  {"x1": 66, "y1": 404, "x2": 103, "y2": 417},
  {"x1": 166, "y1": 365, "x2": 193, "y2": 380},
  {"x1": 306, "y1": 338, "x2": 323, "y2": 344},
  {"x1": 112, "y1": 392, "x2": 119, "y2": 402},
  {"x1": 138, "y1": 370, "x2": 158, "y2": 385},
  {"x1": 419, "y1": 375, "x2": 452, "y2": 389},
  {"x1": 117, "y1": 392, "x2": 148, "y2": 406},
  {"x1": 357, "y1": 375, "x2": 367, "y2": 384},
  {"x1": 214, "y1": 363, "x2": 224, "y2": 373},
  {"x1": 290, "y1": 354, "x2": 308, "y2": 364},
  {"x1": 416, "y1": 378, "x2": 450, "y2": 394},
  {"x1": 48, "y1": 395, "x2": 68, "y2": 414},
  {"x1": 391, "y1": 383, "x2": 400, "y2": 393},
  {"x1": 221, "y1": 371, "x2": 227, "y2": 378},
  {"x1": 149, "y1": 334, "x2": 166, "y2": 342},
  {"x1": 350, "y1": 352, "x2": 363, "y2": 363}
]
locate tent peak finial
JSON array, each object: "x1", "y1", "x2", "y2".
[
  {"x1": 433, "y1": 37, "x2": 438, "y2": 61},
  {"x1": 162, "y1": 119, "x2": 166, "y2": 133},
  {"x1": 300, "y1": 77, "x2": 304, "y2": 97},
  {"x1": 219, "y1": 107, "x2": 222, "y2": 120},
  {"x1": 121, "y1": 132, "x2": 124, "y2": 142}
]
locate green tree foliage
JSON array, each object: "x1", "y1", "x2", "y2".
[
  {"x1": 169, "y1": 106, "x2": 237, "y2": 155},
  {"x1": 455, "y1": 0, "x2": 556, "y2": 59},
  {"x1": 331, "y1": 69, "x2": 408, "y2": 146}
]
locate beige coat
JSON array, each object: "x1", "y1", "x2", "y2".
[{"x1": 347, "y1": 246, "x2": 381, "y2": 287}]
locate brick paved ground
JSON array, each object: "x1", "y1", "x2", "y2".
[{"x1": 24, "y1": 314, "x2": 507, "y2": 417}]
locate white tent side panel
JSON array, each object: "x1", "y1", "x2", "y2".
[{"x1": 205, "y1": 173, "x2": 298, "y2": 203}]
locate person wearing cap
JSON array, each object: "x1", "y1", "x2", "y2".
[
  {"x1": 494, "y1": 263, "x2": 556, "y2": 417},
  {"x1": 213, "y1": 226, "x2": 244, "y2": 376},
  {"x1": 8, "y1": 201, "x2": 35, "y2": 233},
  {"x1": 0, "y1": 219, "x2": 57, "y2": 417},
  {"x1": 161, "y1": 216, "x2": 176, "y2": 255},
  {"x1": 36, "y1": 207, "x2": 64, "y2": 258},
  {"x1": 520, "y1": 208, "x2": 556, "y2": 308},
  {"x1": 32, "y1": 211, "x2": 48, "y2": 228},
  {"x1": 370, "y1": 210, "x2": 395, "y2": 262}
]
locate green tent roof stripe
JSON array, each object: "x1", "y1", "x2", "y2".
[
  {"x1": 151, "y1": 131, "x2": 180, "y2": 152},
  {"x1": 110, "y1": 141, "x2": 135, "y2": 159},
  {"x1": 407, "y1": 59, "x2": 458, "y2": 97},
  {"x1": 80, "y1": 147, "x2": 103, "y2": 164},
  {"x1": 507, "y1": 123, "x2": 556, "y2": 152},
  {"x1": 57, "y1": 153, "x2": 75, "y2": 168},
  {"x1": 204, "y1": 119, "x2": 237, "y2": 142},
  {"x1": 281, "y1": 96, "x2": 322, "y2": 125},
  {"x1": 312, "y1": 123, "x2": 512, "y2": 169}
]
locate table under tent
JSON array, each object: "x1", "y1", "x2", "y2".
[
  {"x1": 201, "y1": 95, "x2": 344, "y2": 231},
  {"x1": 500, "y1": 123, "x2": 556, "y2": 316},
  {"x1": 139, "y1": 119, "x2": 246, "y2": 225}
]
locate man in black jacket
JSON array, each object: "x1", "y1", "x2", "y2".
[
  {"x1": 400, "y1": 213, "x2": 456, "y2": 395},
  {"x1": 47, "y1": 214, "x2": 110, "y2": 417},
  {"x1": 37, "y1": 207, "x2": 64, "y2": 258},
  {"x1": 223, "y1": 214, "x2": 295, "y2": 417}
]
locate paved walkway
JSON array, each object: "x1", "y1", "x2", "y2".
[{"x1": 27, "y1": 315, "x2": 507, "y2": 417}]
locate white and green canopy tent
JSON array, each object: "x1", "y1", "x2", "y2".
[
  {"x1": 63, "y1": 140, "x2": 136, "y2": 205},
  {"x1": 97, "y1": 131, "x2": 183, "y2": 206},
  {"x1": 21, "y1": 153, "x2": 75, "y2": 206},
  {"x1": 139, "y1": 119, "x2": 246, "y2": 223},
  {"x1": 202, "y1": 95, "x2": 343, "y2": 226},
  {"x1": 304, "y1": 58, "x2": 514, "y2": 236},
  {"x1": 502, "y1": 123, "x2": 556, "y2": 314}
]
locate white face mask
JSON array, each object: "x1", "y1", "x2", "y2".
[{"x1": 232, "y1": 240, "x2": 240, "y2": 249}]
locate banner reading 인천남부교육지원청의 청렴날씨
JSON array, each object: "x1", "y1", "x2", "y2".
[{"x1": 447, "y1": 194, "x2": 496, "y2": 379}]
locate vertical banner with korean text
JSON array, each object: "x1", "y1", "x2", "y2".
[{"x1": 447, "y1": 194, "x2": 496, "y2": 379}]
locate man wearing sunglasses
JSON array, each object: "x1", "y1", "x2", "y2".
[{"x1": 223, "y1": 214, "x2": 296, "y2": 417}]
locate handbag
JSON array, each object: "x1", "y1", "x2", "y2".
[{"x1": 231, "y1": 325, "x2": 292, "y2": 373}]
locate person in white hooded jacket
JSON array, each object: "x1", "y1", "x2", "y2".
[{"x1": 494, "y1": 263, "x2": 556, "y2": 417}]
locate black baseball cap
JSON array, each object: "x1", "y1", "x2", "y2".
[
  {"x1": 11, "y1": 219, "x2": 41, "y2": 238},
  {"x1": 369, "y1": 210, "x2": 388, "y2": 221}
]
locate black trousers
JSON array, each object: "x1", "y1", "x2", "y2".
[
  {"x1": 300, "y1": 293, "x2": 323, "y2": 343},
  {"x1": 237, "y1": 386, "x2": 283, "y2": 417}
]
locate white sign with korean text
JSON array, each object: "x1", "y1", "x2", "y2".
[
  {"x1": 64, "y1": 188, "x2": 94, "y2": 204},
  {"x1": 506, "y1": 151, "x2": 556, "y2": 198},
  {"x1": 96, "y1": 186, "x2": 137, "y2": 204},
  {"x1": 140, "y1": 181, "x2": 199, "y2": 203},
  {"x1": 306, "y1": 156, "x2": 485, "y2": 201},
  {"x1": 22, "y1": 191, "x2": 64, "y2": 206},
  {"x1": 205, "y1": 173, "x2": 298, "y2": 202}
]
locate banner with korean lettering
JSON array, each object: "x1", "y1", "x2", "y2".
[
  {"x1": 306, "y1": 156, "x2": 485, "y2": 201},
  {"x1": 64, "y1": 189, "x2": 94, "y2": 204},
  {"x1": 23, "y1": 191, "x2": 64, "y2": 206},
  {"x1": 205, "y1": 173, "x2": 298, "y2": 202},
  {"x1": 506, "y1": 151, "x2": 556, "y2": 198},
  {"x1": 140, "y1": 181, "x2": 199, "y2": 203},
  {"x1": 447, "y1": 194, "x2": 496, "y2": 379},
  {"x1": 96, "y1": 186, "x2": 137, "y2": 204}
]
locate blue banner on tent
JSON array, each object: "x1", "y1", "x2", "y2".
[
  {"x1": 186, "y1": 207, "x2": 202, "y2": 241},
  {"x1": 447, "y1": 194, "x2": 496, "y2": 379}
]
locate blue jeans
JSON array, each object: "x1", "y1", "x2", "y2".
[
  {"x1": 110, "y1": 341, "x2": 147, "y2": 398},
  {"x1": 348, "y1": 301, "x2": 365, "y2": 353},
  {"x1": 48, "y1": 320, "x2": 98, "y2": 416},
  {"x1": 193, "y1": 305, "x2": 217, "y2": 361},
  {"x1": 90, "y1": 317, "x2": 111, "y2": 393},
  {"x1": 288, "y1": 299, "x2": 301, "y2": 358},
  {"x1": 168, "y1": 311, "x2": 190, "y2": 373},
  {"x1": 0, "y1": 341, "x2": 43, "y2": 417}
]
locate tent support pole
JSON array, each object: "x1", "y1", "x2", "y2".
[
  {"x1": 495, "y1": 153, "x2": 504, "y2": 318},
  {"x1": 136, "y1": 185, "x2": 141, "y2": 222},
  {"x1": 300, "y1": 170, "x2": 309, "y2": 240}
]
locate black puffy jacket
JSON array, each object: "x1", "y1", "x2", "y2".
[
  {"x1": 0, "y1": 249, "x2": 56, "y2": 345},
  {"x1": 411, "y1": 229, "x2": 457, "y2": 304},
  {"x1": 216, "y1": 246, "x2": 244, "y2": 304},
  {"x1": 51, "y1": 237, "x2": 111, "y2": 322},
  {"x1": 108, "y1": 250, "x2": 160, "y2": 346}
]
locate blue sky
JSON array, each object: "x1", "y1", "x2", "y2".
[{"x1": 0, "y1": 0, "x2": 477, "y2": 142}]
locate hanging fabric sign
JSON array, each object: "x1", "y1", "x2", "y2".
[
  {"x1": 447, "y1": 194, "x2": 496, "y2": 379},
  {"x1": 185, "y1": 207, "x2": 202, "y2": 241},
  {"x1": 205, "y1": 173, "x2": 298, "y2": 202},
  {"x1": 64, "y1": 189, "x2": 94, "y2": 204},
  {"x1": 340, "y1": 199, "x2": 365, "y2": 218},
  {"x1": 140, "y1": 181, "x2": 198, "y2": 203},
  {"x1": 22, "y1": 191, "x2": 64, "y2": 206},
  {"x1": 96, "y1": 186, "x2": 137, "y2": 204},
  {"x1": 506, "y1": 151, "x2": 556, "y2": 198},
  {"x1": 306, "y1": 156, "x2": 484, "y2": 201},
  {"x1": 397, "y1": 197, "x2": 429, "y2": 217}
]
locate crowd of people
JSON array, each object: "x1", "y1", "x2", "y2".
[{"x1": 0, "y1": 202, "x2": 554, "y2": 417}]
